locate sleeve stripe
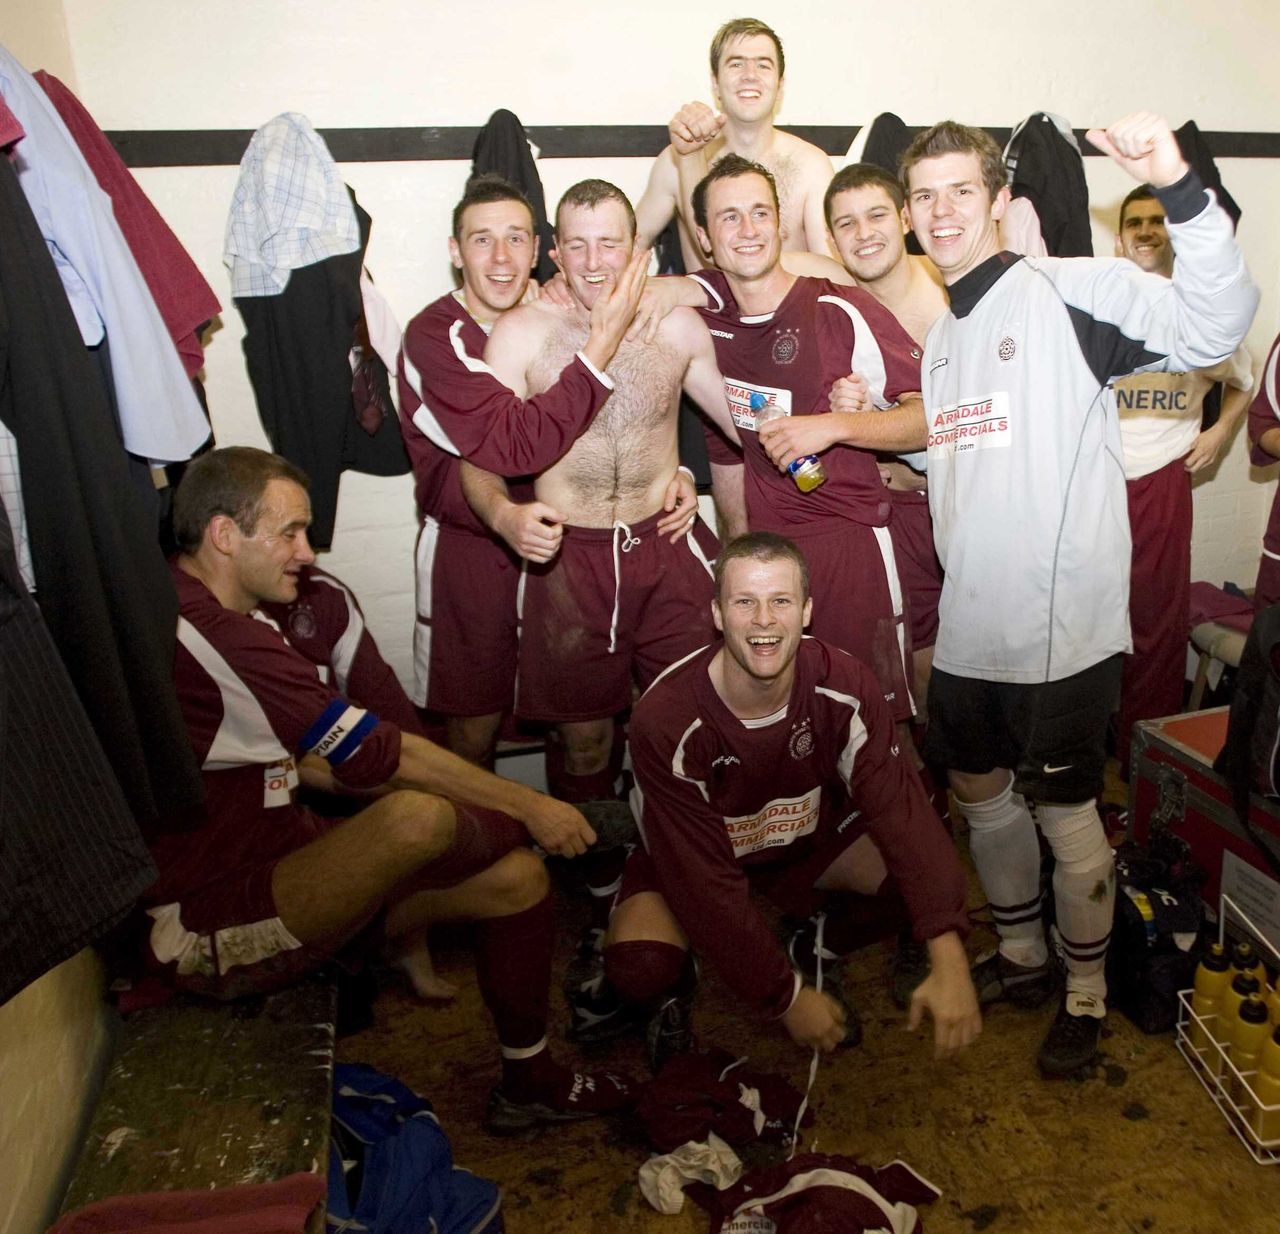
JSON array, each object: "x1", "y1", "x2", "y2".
[
  {"x1": 818, "y1": 295, "x2": 891, "y2": 407},
  {"x1": 690, "y1": 273, "x2": 723, "y2": 313},
  {"x1": 300, "y1": 700, "x2": 379, "y2": 765},
  {"x1": 575, "y1": 350, "x2": 615, "y2": 390},
  {"x1": 398, "y1": 328, "x2": 465, "y2": 456}
]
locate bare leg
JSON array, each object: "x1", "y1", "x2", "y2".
[
  {"x1": 559, "y1": 718, "x2": 615, "y2": 778},
  {"x1": 386, "y1": 848, "x2": 550, "y2": 1001},
  {"x1": 271, "y1": 790, "x2": 456, "y2": 948},
  {"x1": 606, "y1": 889, "x2": 688, "y2": 948},
  {"x1": 446, "y1": 711, "x2": 504, "y2": 768},
  {"x1": 912, "y1": 644, "x2": 935, "y2": 726},
  {"x1": 814, "y1": 833, "x2": 890, "y2": 894}
]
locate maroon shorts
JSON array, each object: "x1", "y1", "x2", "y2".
[
  {"x1": 786, "y1": 519, "x2": 914, "y2": 722},
  {"x1": 414, "y1": 518, "x2": 520, "y2": 715},
  {"x1": 887, "y1": 489, "x2": 942, "y2": 651},
  {"x1": 1118, "y1": 458, "x2": 1191, "y2": 768},
  {"x1": 142, "y1": 803, "x2": 529, "y2": 1000},
  {"x1": 516, "y1": 511, "x2": 720, "y2": 723},
  {"x1": 618, "y1": 835, "x2": 862, "y2": 923}
]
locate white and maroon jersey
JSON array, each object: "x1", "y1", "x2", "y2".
[
  {"x1": 691, "y1": 272, "x2": 922, "y2": 529},
  {"x1": 260, "y1": 565, "x2": 425, "y2": 738},
  {"x1": 396, "y1": 290, "x2": 612, "y2": 532},
  {"x1": 1115, "y1": 344, "x2": 1252, "y2": 479},
  {"x1": 1249, "y1": 331, "x2": 1280, "y2": 558},
  {"x1": 151, "y1": 563, "x2": 402, "y2": 902},
  {"x1": 629, "y1": 638, "x2": 967, "y2": 1019}
]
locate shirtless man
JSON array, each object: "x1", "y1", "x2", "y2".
[
  {"x1": 824, "y1": 162, "x2": 949, "y2": 712},
  {"x1": 462, "y1": 179, "x2": 735, "y2": 805},
  {"x1": 635, "y1": 17, "x2": 834, "y2": 269}
]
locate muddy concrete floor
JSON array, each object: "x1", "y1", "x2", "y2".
[{"x1": 338, "y1": 823, "x2": 1280, "y2": 1234}]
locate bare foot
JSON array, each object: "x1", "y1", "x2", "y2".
[{"x1": 394, "y1": 944, "x2": 457, "y2": 1002}]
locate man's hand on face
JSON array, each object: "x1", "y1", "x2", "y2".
[
  {"x1": 669, "y1": 101, "x2": 726, "y2": 157},
  {"x1": 588, "y1": 247, "x2": 651, "y2": 348},
  {"x1": 781, "y1": 985, "x2": 848, "y2": 1052},
  {"x1": 1087, "y1": 112, "x2": 1189, "y2": 189},
  {"x1": 493, "y1": 500, "x2": 565, "y2": 563}
]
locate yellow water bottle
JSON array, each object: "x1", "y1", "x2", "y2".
[
  {"x1": 1253, "y1": 1027, "x2": 1280, "y2": 1146},
  {"x1": 1189, "y1": 942, "x2": 1232, "y2": 1059},
  {"x1": 1218, "y1": 974, "x2": 1262, "y2": 1076},
  {"x1": 1266, "y1": 982, "x2": 1280, "y2": 1029},
  {"x1": 1229, "y1": 993, "x2": 1272, "y2": 1104},
  {"x1": 1231, "y1": 940, "x2": 1268, "y2": 991}
]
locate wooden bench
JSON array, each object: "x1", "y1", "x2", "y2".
[{"x1": 59, "y1": 978, "x2": 336, "y2": 1228}]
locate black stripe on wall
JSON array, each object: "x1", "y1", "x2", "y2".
[{"x1": 106, "y1": 125, "x2": 1280, "y2": 168}]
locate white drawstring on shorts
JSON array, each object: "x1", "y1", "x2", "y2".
[{"x1": 609, "y1": 521, "x2": 641, "y2": 653}]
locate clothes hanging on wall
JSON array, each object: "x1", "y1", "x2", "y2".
[
  {"x1": 849, "y1": 111, "x2": 924, "y2": 255},
  {"x1": 1004, "y1": 112, "x2": 1092, "y2": 256},
  {"x1": 0, "y1": 477, "x2": 157, "y2": 1005},
  {"x1": 471, "y1": 108, "x2": 558, "y2": 285},
  {"x1": 224, "y1": 112, "x2": 361, "y2": 298},
  {"x1": 0, "y1": 149, "x2": 204, "y2": 836},
  {"x1": 0, "y1": 45, "x2": 212, "y2": 463},
  {"x1": 34, "y1": 70, "x2": 221, "y2": 379},
  {"x1": 234, "y1": 193, "x2": 408, "y2": 550}
]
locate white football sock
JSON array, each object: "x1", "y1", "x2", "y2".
[
  {"x1": 960, "y1": 780, "x2": 1046, "y2": 968},
  {"x1": 1039, "y1": 800, "x2": 1114, "y2": 1008}
]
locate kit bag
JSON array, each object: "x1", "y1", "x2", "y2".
[{"x1": 328, "y1": 1062, "x2": 503, "y2": 1234}]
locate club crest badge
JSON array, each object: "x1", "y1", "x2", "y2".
[
  {"x1": 789, "y1": 719, "x2": 814, "y2": 760},
  {"x1": 772, "y1": 327, "x2": 800, "y2": 365}
]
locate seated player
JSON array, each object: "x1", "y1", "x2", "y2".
[
  {"x1": 603, "y1": 533, "x2": 980, "y2": 1065},
  {"x1": 140, "y1": 446, "x2": 635, "y2": 1133},
  {"x1": 261, "y1": 562, "x2": 456, "y2": 999}
]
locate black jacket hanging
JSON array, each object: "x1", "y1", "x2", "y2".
[
  {"x1": 472, "y1": 109, "x2": 558, "y2": 285},
  {"x1": 0, "y1": 155, "x2": 203, "y2": 838},
  {"x1": 234, "y1": 192, "x2": 409, "y2": 550},
  {"x1": 1175, "y1": 120, "x2": 1241, "y2": 231},
  {"x1": 1005, "y1": 113, "x2": 1092, "y2": 257}
]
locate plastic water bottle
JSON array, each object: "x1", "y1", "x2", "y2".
[
  {"x1": 750, "y1": 392, "x2": 826, "y2": 493},
  {"x1": 1189, "y1": 942, "x2": 1231, "y2": 1058},
  {"x1": 1228, "y1": 992, "x2": 1272, "y2": 1104},
  {"x1": 1252, "y1": 1026, "x2": 1280, "y2": 1144}
]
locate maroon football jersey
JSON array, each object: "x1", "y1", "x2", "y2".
[
  {"x1": 629, "y1": 638, "x2": 966, "y2": 1018},
  {"x1": 151, "y1": 564, "x2": 401, "y2": 903},
  {"x1": 260, "y1": 565, "x2": 425, "y2": 737},
  {"x1": 692, "y1": 272, "x2": 921, "y2": 529},
  {"x1": 397, "y1": 292, "x2": 612, "y2": 531}
]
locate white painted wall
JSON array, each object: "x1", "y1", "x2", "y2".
[{"x1": 42, "y1": 0, "x2": 1280, "y2": 683}]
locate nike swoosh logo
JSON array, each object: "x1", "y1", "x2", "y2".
[{"x1": 1043, "y1": 763, "x2": 1073, "y2": 774}]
